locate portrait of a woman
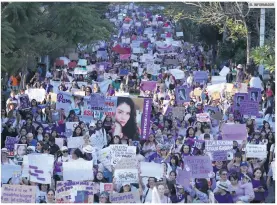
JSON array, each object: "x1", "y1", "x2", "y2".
[{"x1": 113, "y1": 97, "x2": 139, "y2": 140}]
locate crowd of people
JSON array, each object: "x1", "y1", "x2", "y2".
[{"x1": 1, "y1": 3, "x2": 275, "y2": 204}]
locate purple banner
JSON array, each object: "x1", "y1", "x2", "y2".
[
  {"x1": 183, "y1": 156, "x2": 213, "y2": 178},
  {"x1": 140, "y1": 81, "x2": 157, "y2": 91},
  {"x1": 176, "y1": 170, "x2": 191, "y2": 187},
  {"x1": 193, "y1": 71, "x2": 208, "y2": 83},
  {"x1": 5, "y1": 137, "x2": 19, "y2": 152},
  {"x1": 221, "y1": 123, "x2": 247, "y2": 140},
  {"x1": 175, "y1": 86, "x2": 192, "y2": 104},
  {"x1": 141, "y1": 98, "x2": 152, "y2": 140},
  {"x1": 248, "y1": 88, "x2": 261, "y2": 102},
  {"x1": 212, "y1": 150, "x2": 228, "y2": 161}
]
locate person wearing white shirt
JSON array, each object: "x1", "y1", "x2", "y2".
[{"x1": 249, "y1": 73, "x2": 264, "y2": 91}]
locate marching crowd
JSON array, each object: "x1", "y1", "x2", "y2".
[{"x1": 1, "y1": 3, "x2": 275, "y2": 204}]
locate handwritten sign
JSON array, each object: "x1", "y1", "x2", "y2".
[
  {"x1": 196, "y1": 113, "x2": 210, "y2": 122},
  {"x1": 246, "y1": 144, "x2": 267, "y2": 159},
  {"x1": 239, "y1": 101, "x2": 259, "y2": 117},
  {"x1": 183, "y1": 156, "x2": 213, "y2": 178},
  {"x1": 97, "y1": 147, "x2": 111, "y2": 169},
  {"x1": 115, "y1": 158, "x2": 138, "y2": 169},
  {"x1": 221, "y1": 123, "x2": 247, "y2": 140},
  {"x1": 1, "y1": 185, "x2": 36, "y2": 203},
  {"x1": 110, "y1": 192, "x2": 140, "y2": 203},
  {"x1": 114, "y1": 169, "x2": 139, "y2": 184},
  {"x1": 56, "y1": 181, "x2": 95, "y2": 203},
  {"x1": 56, "y1": 91, "x2": 73, "y2": 114},
  {"x1": 110, "y1": 145, "x2": 136, "y2": 166}
]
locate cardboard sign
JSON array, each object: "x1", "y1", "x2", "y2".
[
  {"x1": 110, "y1": 192, "x2": 140, "y2": 203},
  {"x1": 221, "y1": 123, "x2": 247, "y2": 140},
  {"x1": 110, "y1": 145, "x2": 136, "y2": 166},
  {"x1": 246, "y1": 144, "x2": 267, "y2": 159},
  {"x1": 56, "y1": 181, "x2": 96, "y2": 203},
  {"x1": 114, "y1": 158, "x2": 138, "y2": 170},
  {"x1": 183, "y1": 156, "x2": 213, "y2": 178},
  {"x1": 114, "y1": 169, "x2": 139, "y2": 184},
  {"x1": 196, "y1": 113, "x2": 210, "y2": 122},
  {"x1": 1, "y1": 185, "x2": 36, "y2": 203}
]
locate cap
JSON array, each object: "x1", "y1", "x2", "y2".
[
  {"x1": 237, "y1": 64, "x2": 243, "y2": 69},
  {"x1": 60, "y1": 146, "x2": 68, "y2": 151},
  {"x1": 1, "y1": 148, "x2": 8, "y2": 153},
  {"x1": 89, "y1": 122, "x2": 96, "y2": 127},
  {"x1": 240, "y1": 162, "x2": 248, "y2": 167}
]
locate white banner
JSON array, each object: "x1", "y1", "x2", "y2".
[
  {"x1": 67, "y1": 137, "x2": 84, "y2": 148},
  {"x1": 246, "y1": 144, "x2": 267, "y2": 159},
  {"x1": 110, "y1": 145, "x2": 136, "y2": 166},
  {"x1": 63, "y1": 161, "x2": 93, "y2": 181},
  {"x1": 27, "y1": 89, "x2": 46, "y2": 102},
  {"x1": 140, "y1": 162, "x2": 163, "y2": 179},
  {"x1": 114, "y1": 169, "x2": 139, "y2": 184}
]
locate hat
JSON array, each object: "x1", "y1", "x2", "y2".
[
  {"x1": 237, "y1": 64, "x2": 243, "y2": 69},
  {"x1": 218, "y1": 182, "x2": 229, "y2": 191},
  {"x1": 99, "y1": 191, "x2": 109, "y2": 198},
  {"x1": 82, "y1": 145, "x2": 94, "y2": 154},
  {"x1": 60, "y1": 146, "x2": 68, "y2": 151},
  {"x1": 1, "y1": 148, "x2": 8, "y2": 153},
  {"x1": 27, "y1": 146, "x2": 35, "y2": 152},
  {"x1": 89, "y1": 122, "x2": 96, "y2": 127},
  {"x1": 240, "y1": 162, "x2": 248, "y2": 167}
]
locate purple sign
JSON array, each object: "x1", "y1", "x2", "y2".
[
  {"x1": 222, "y1": 123, "x2": 247, "y2": 140},
  {"x1": 140, "y1": 81, "x2": 157, "y2": 91},
  {"x1": 119, "y1": 69, "x2": 129, "y2": 76},
  {"x1": 234, "y1": 93, "x2": 248, "y2": 109},
  {"x1": 239, "y1": 100, "x2": 259, "y2": 116},
  {"x1": 193, "y1": 71, "x2": 208, "y2": 83},
  {"x1": 5, "y1": 136, "x2": 19, "y2": 152},
  {"x1": 248, "y1": 88, "x2": 261, "y2": 102},
  {"x1": 175, "y1": 86, "x2": 192, "y2": 104},
  {"x1": 90, "y1": 94, "x2": 105, "y2": 109},
  {"x1": 141, "y1": 98, "x2": 152, "y2": 140},
  {"x1": 176, "y1": 169, "x2": 191, "y2": 187},
  {"x1": 212, "y1": 151, "x2": 228, "y2": 161},
  {"x1": 204, "y1": 106, "x2": 219, "y2": 115},
  {"x1": 183, "y1": 156, "x2": 213, "y2": 178},
  {"x1": 19, "y1": 95, "x2": 31, "y2": 110},
  {"x1": 185, "y1": 138, "x2": 205, "y2": 156}
]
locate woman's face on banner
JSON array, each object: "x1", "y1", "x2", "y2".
[
  {"x1": 17, "y1": 145, "x2": 26, "y2": 156},
  {"x1": 115, "y1": 103, "x2": 131, "y2": 127}
]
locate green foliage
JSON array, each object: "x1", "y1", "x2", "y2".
[
  {"x1": 1, "y1": 2, "x2": 113, "y2": 75},
  {"x1": 220, "y1": 18, "x2": 248, "y2": 41},
  {"x1": 250, "y1": 45, "x2": 275, "y2": 72}
]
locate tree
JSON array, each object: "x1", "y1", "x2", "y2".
[
  {"x1": 165, "y1": 2, "x2": 258, "y2": 64},
  {"x1": 1, "y1": 2, "x2": 113, "y2": 74},
  {"x1": 250, "y1": 45, "x2": 275, "y2": 72}
]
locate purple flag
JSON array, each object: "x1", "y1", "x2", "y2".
[{"x1": 141, "y1": 98, "x2": 152, "y2": 140}]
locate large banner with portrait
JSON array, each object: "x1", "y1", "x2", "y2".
[
  {"x1": 112, "y1": 97, "x2": 152, "y2": 141},
  {"x1": 175, "y1": 86, "x2": 192, "y2": 105}
]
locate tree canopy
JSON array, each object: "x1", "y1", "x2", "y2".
[{"x1": 1, "y1": 2, "x2": 114, "y2": 74}]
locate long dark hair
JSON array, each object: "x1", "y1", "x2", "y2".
[
  {"x1": 72, "y1": 126, "x2": 82, "y2": 137},
  {"x1": 195, "y1": 178, "x2": 209, "y2": 195},
  {"x1": 116, "y1": 97, "x2": 137, "y2": 140}
]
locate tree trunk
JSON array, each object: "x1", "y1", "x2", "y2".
[{"x1": 246, "y1": 32, "x2": 251, "y2": 64}]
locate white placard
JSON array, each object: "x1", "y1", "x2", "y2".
[
  {"x1": 176, "y1": 32, "x2": 184, "y2": 37},
  {"x1": 140, "y1": 162, "x2": 164, "y2": 179},
  {"x1": 55, "y1": 138, "x2": 64, "y2": 149},
  {"x1": 114, "y1": 169, "x2": 139, "y2": 184},
  {"x1": 246, "y1": 144, "x2": 267, "y2": 159},
  {"x1": 27, "y1": 89, "x2": 46, "y2": 102},
  {"x1": 67, "y1": 137, "x2": 84, "y2": 149},
  {"x1": 28, "y1": 154, "x2": 54, "y2": 184},
  {"x1": 219, "y1": 66, "x2": 230, "y2": 77},
  {"x1": 63, "y1": 161, "x2": 93, "y2": 181},
  {"x1": 110, "y1": 145, "x2": 136, "y2": 166},
  {"x1": 65, "y1": 122, "x2": 79, "y2": 132}
]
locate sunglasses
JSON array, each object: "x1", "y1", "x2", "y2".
[
  {"x1": 221, "y1": 173, "x2": 227, "y2": 175},
  {"x1": 63, "y1": 150, "x2": 68, "y2": 153}
]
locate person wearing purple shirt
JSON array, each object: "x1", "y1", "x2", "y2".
[
  {"x1": 252, "y1": 168, "x2": 268, "y2": 202},
  {"x1": 214, "y1": 182, "x2": 234, "y2": 203}
]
